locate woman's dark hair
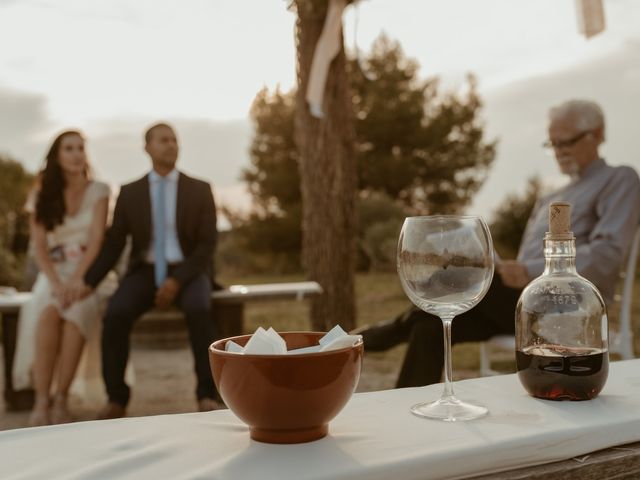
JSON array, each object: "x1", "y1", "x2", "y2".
[{"x1": 35, "y1": 130, "x2": 86, "y2": 231}]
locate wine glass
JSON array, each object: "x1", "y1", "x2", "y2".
[{"x1": 398, "y1": 215, "x2": 494, "y2": 421}]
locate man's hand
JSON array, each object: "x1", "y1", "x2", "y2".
[
  {"x1": 497, "y1": 260, "x2": 531, "y2": 289},
  {"x1": 155, "y1": 277, "x2": 180, "y2": 309}
]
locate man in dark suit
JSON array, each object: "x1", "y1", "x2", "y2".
[{"x1": 82, "y1": 122, "x2": 220, "y2": 419}]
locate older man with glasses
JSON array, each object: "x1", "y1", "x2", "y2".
[{"x1": 354, "y1": 99, "x2": 640, "y2": 388}]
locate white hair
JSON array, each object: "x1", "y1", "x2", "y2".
[{"x1": 549, "y1": 99, "x2": 605, "y2": 131}]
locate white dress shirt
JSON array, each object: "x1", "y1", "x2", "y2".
[{"x1": 146, "y1": 169, "x2": 185, "y2": 264}]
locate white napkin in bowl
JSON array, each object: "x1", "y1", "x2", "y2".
[
  {"x1": 240, "y1": 327, "x2": 288, "y2": 354},
  {"x1": 319, "y1": 334, "x2": 363, "y2": 352},
  {"x1": 225, "y1": 325, "x2": 361, "y2": 355},
  {"x1": 225, "y1": 340, "x2": 244, "y2": 353},
  {"x1": 319, "y1": 325, "x2": 345, "y2": 346}
]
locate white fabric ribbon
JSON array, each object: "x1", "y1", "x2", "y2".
[{"x1": 305, "y1": 0, "x2": 348, "y2": 118}]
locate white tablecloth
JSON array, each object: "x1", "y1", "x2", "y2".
[{"x1": 2, "y1": 359, "x2": 640, "y2": 480}]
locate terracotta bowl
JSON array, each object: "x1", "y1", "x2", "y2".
[{"x1": 209, "y1": 331, "x2": 363, "y2": 444}]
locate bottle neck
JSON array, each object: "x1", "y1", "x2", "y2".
[{"x1": 543, "y1": 234, "x2": 577, "y2": 274}]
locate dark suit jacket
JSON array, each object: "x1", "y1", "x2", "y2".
[{"x1": 85, "y1": 171, "x2": 217, "y2": 289}]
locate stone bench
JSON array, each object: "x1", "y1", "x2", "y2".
[{"x1": 0, "y1": 281, "x2": 322, "y2": 411}]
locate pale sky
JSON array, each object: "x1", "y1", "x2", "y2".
[{"x1": 1, "y1": 0, "x2": 639, "y2": 223}]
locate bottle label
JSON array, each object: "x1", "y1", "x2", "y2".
[
  {"x1": 527, "y1": 292, "x2": 584, "y2": 313},
  {"x1": 544, "y1": 294, "x2": 579, "y2": 306}
]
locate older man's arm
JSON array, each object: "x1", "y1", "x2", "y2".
[
  {"x1": 517, "y1": 196, "x2": 549, "y2": 281},
  {"x1": 497, "y1": 260, "x2": 531, "y2": 289},
  {"x1": 575, "y1": 166, "x2": 640, "y2": 288}
]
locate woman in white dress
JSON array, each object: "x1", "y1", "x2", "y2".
[{"x1": 13, "y1": 130, "x2": 110, "y2": 426}]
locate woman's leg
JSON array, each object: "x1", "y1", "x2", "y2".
[
  {"x1": 51, "y1": 321, "x2": 85, "y2": 424},
  {"x1": 30, "y1": 305, "x2": 63, "y2": 426}
]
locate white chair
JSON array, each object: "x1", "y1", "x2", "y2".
[
  {"x1": 611, "y1": 227, "x2": 640, "y2": 359},
  {"x1": 479, "y1": 226, "x2": 640, "y2": 376}
]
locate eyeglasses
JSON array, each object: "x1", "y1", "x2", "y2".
[{"x1": 542, "y1": 130, "x2": 592, "y2": 151}]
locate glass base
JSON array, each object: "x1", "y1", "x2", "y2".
[{"x1": 410, "y1": 396, "x2": 488, "y2": 422}]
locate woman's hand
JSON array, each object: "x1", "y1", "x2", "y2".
[
  {"x1": 51, "y1": 279, "x2": 65, "y2": 303},
  {"x1": 58, "y1": 277, "x2": 85, "y2": 308},
  {"x1": 51, "y1": 279, "x2": 75, "y2": 308}
]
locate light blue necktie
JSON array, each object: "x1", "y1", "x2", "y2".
[{"x1": 153, "y1": 177, "x2": 167, "y2": 287}]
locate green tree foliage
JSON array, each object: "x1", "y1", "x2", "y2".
[
  {"x1": 226, "y1": 35, "x2": 496, "y2": 273},
  {"x1": 351, "y1": 35, "x2": 495, "y2": 214},
  {"x1": 490, "y1": 176, "x2": 542, "y2": 259},
  {"x1": 0, "y1": 155, "x2": 34, "y2": 287},
  {"x1": 220, "y1": 88, "x2": 302, "y2": 273},
  {"x1": 244, "y1": 88, "x2": 299, "y2": 216},
  {"x1": 357, "y1": 192, "x2": 405, "y2": 271},
  {"x1": 221, "y1": 89, "x2": 302, "y2": 273}
]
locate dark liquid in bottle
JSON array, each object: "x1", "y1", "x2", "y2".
[{"x1": 516, "y1": 345, "x2": 608, "y2": 401}]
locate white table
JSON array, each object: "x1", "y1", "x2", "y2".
[
  {"x1": 0, "y1": 293, "x2": 33, "y2": 311},
  {"x1": 2, "y1": 359, "x2": 640, "y2": 479}
]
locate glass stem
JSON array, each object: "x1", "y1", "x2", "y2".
[{"x1": 441, "y1": 316, "x2": 455, "y2": 400}]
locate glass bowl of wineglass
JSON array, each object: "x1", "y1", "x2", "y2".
[{"x1": 398, "y1": 215, "x2": 494, "y2": 421}]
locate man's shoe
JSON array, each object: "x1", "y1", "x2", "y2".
[
  {"x1": 198, "y1": 398, "x2": 225, "y2": 412},
  {"x1": 96, "y1": 402, "x2": 126, "y2": 420}
]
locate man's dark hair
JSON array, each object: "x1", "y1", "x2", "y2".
[{"x1": 145, "y1": 122, "x2": 175, "y2": 144}]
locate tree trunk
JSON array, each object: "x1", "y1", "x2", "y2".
[{"x1": 293, "y1": 0, "x2": 357, "y2": 331}]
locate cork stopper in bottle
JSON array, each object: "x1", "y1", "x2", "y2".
[{"x1": 549, "y1": 202, "x2": 571, "y2": 237}]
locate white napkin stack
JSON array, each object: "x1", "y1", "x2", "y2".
[{"x1": 225, "y1": 325, "x2": 361, "y2": 355}]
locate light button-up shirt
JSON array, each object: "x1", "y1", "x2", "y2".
[
  {"x1": 517, "y1": 158, "x2": 640, "y2": 302},
  {"x1": 146, "y1": 169, "x2": 185, "y2": 264}
]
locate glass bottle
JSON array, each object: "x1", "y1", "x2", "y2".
[{"x1": 515, "y1": 202, "x2": 608, "y2": 401}]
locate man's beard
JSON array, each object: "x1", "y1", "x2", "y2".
[
  {"x1": 558, "y1": 159, "x2": 579, "y2": 177},
  {"x1": 157, "y1": 155, "x2": 177, "y2": 168}
]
